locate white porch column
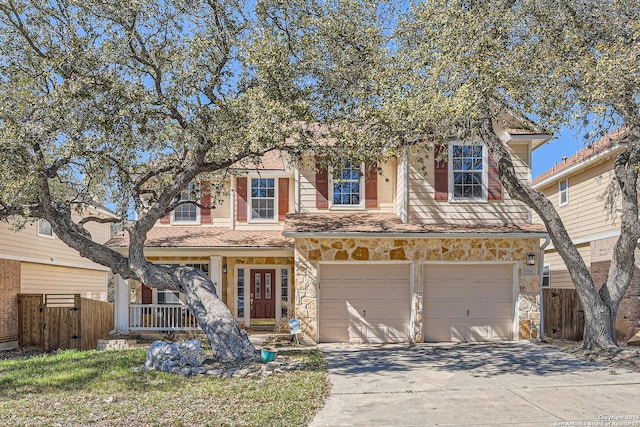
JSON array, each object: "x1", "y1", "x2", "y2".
[
  {"x1": 210, "y1": 256, "x2": 222, "y2": 298},
  {"x1": 114, "y1": 274, "x2": 129, "y2": 333}
]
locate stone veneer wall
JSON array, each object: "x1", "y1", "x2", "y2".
[
  {"x1": 0, "y1": 259, "x2": 20, "y2": 349},
  {"x1": 294, "y1": 237, "x2": 542, "y2": 343},
  {"x1": 591, "y1": 260, "x2": 640, "y2": 340}
]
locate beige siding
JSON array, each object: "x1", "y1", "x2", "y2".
[
  {"x1": 544, "y1": 244, "x2": 591, "y2": 289},
  {"x1": 298, "y1": 157, "x2": 396, "y2": 214},
  {"x1": 407, "y1": 142, "x2": 531, "y2": 224},
  {"x1": 0, "y1": 215, "x2": 111, "y2": 270},
  {"x1": 534, "y1": 158, "x2": 619, "y2": 242},
  {"x1": 21, "y1": 263, "x2": 108, "y2": 301}
]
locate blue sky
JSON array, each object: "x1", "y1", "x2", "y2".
[{"x1": 531, "y1": 125, "x2": 587, "y2": 178}]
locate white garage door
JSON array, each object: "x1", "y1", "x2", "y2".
[
  {"x1": 424, "y1": 264, "x2": 514, "y2": 342},
  {"x1": 319, "y1": 264, "x2": 411, "y2": 343}
]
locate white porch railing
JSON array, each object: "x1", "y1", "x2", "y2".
[{"x1": 129, "y1": 304, "x2": 201, "y2": 331}]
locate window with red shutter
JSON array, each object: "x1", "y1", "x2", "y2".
[
  {"x1": 315, "y1": 162, "x2": 329, "y2": 208},
  {"x1": 278, "y1": 178, "x2": 289, "y2": 220},
  {"x1": 236, "y1": 177, "x2": 248, "y2": 222},
  {"x1": 434, "y1": 144, "x2": 449, "y2": 200}
]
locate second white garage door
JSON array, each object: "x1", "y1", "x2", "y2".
[
  {"x1": 424, "y1": 264, "x2": 515, "y2": 342},
  {"x1": 319, "y1": 263, "x2": 411, "y2": 343}
]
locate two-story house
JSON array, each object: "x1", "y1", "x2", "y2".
[
  {"x1": 532, "y1": 128, "x2": 640, "y2": 340},
  {"x1": 108, "y1": 119, "x2": 551, "y2": 344},
  {"x1": 0, "y1": 207, "x2": 114, "y2": 350}
]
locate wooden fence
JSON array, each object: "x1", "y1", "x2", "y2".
[
  {"x1": 17, "y1": 294, "x2": 114, "y2": 351},
  {"x1": 543, "y1": 288, "x2": 585, "y2": 340}
]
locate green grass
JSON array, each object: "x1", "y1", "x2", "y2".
[{"x1": 0, "y1": 348, "x2": 329, "y2": 427}]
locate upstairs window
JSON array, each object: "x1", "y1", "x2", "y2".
[
  {"x1": 331, "y1": 161, "x2": 364, "y2": 208},
  {"x1": 172, "y1": 182, "x2": 199, "y2": 223},
  {"x1": 450, "y1": 143, "x2": 487, "y2": 201},
  {"x1": 250, "y1": 178, "x2": 275, "y2": 221},
  {"x1": 559, "y1": 179, "x2": 568, "y2": 207},
  {"x1": 37, "y1": 219, "x2": 53, "y2": 238}
]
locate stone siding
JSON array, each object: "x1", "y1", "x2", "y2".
[
  {"x1": 294, "y1": 237, "x2": 541, "y2": 343},
  {"x1": 591, "y1": 260, "x2": 640, "y2": 340},
  {"x1": 0, "y1": 259, "x2": 20, "y2": 347}
]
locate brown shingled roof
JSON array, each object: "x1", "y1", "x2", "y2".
[
  {"x1": 533, "y1": 128, "x2": 629, "y2": 185},
  {"x1": 106, "y1": 227, "x2": 293, "y2": 248},
  {"x1": 283, "y1": 213, "x2": 547, "y2": 235},
  {"x1": 232, "y1": 150, "x2": 286, "y2": 171}
]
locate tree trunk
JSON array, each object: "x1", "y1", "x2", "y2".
[
  {"x1": 477, "y1": 117, "x2": 640, "y2": 349},
  {"x1": 179, "y1": 267, "x2": 258, "y2": 360}
]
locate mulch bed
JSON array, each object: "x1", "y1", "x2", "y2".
[{"x1": 540, "y1": 338, "x2": 640, "y2": 372}]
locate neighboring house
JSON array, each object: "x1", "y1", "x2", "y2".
[
  {"x1": 532, "y1": 128, "x2": 640, "y2": 340},
  {"x1": 0, "y1": 207, "x2": 114, "y2": 350},
  {"x1": 108, "y1": 118, "x2": 551, "y2": 344}
]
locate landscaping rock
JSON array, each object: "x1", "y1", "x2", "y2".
[{"x1": 145, "y1": 340, "x2": 207, "y2": 372}]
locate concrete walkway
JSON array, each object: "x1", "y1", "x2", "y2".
[{"x1": 310, "y1": 342, "x2": 640, "y2": 426}]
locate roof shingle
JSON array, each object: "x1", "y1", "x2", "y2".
[
  {"x1": 283, "y1": 213, "x2": 547, "y2": 236},
  {"x1": 106, "y1": 227, "x2": 293, "y2": 248}
]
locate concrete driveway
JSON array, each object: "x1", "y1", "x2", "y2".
[{"x1": 310, "y1": 342, "x2": 640, "y2": 427}]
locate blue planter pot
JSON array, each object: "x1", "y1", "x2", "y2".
[{"x1": 261, "y1": 347, "x2": 278, "y2": 363}]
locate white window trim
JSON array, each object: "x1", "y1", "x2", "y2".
[
  {"x1": 542, "y1": 264, "x2": 551, "y2": 288},
  {"x1": 329, "y1": 161, "x2": 366, "y2": 210},
  {"x1": 558, "y1": 179, "x2": 569, "y2": 207},
  {"x1": 248, "y1": 174, "x2": 279, "y2": 223},
  {"x1": 448, "y1": 142, "x2": 488, "y2": 203},
  {"x1": 171, "y1": 183, "x2": 200, "y2": 224},
  {"x1": 37, "y1": 219, "x2": 54, "y2": 238}
]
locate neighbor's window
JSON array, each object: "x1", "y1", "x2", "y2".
[
  {"x1": 542, "y1": 265, "x2": 550, "y2": 288},
  {"x1": 250, "y1": 178, "x2": 275, "y2": 220},
  {"x1": 173, "y1": 182, "x2": 199, "y2": 223},
  {"x1": 37, "y1": 219, "x2": 53, "y2": 238},
  {"x1": 559, "y1": 179, "x2": 568, "y2": 207},
  {"x1": 281, "y1": 269, "x2": 289, "y2": 318},
  {"x1": 332, "y1": 161, "x2": 363, "y2": 207},
  {"x1": 157, "y1": 290, "x2": 180, "y2": 304},
  {"x1": 237, "y1": 269, "x2": 245, "y2": 317},
  {"x1": 450, "y1": 143, "x2": 487, "y2": 200}
]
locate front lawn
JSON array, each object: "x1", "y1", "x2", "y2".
[{"x1": 0, "y1": 348, "x2": 329, "y2": 426}]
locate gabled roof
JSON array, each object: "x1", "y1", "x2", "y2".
[
  {"x1": 106, "y1": 227, "x2": 293, "y2": 249},
  {"x1": 283, "y1": 213, "x2": 547, "y2": 237},
  {"x1": 231, "y1": 150, "x2": 286, "y2": 171},
  {"x1": 532, "y1": 128, "x2": 629, "y2": 187}
]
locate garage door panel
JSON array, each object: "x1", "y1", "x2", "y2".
[
  {"x1": 319, "y1": 264, "x2": 411, "y2": 343},
  {"x1": 424, "y1": 264, "x2": 514, "y2": 342}
]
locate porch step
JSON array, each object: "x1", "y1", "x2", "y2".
[{"x1": 247, "y1": 325, "x2": 276, "y2": 332}]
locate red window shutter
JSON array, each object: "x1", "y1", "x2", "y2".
[
  {"x1": 488, "y1": 151, "x2": 503, "y2": 200},
  {"x1": 200, "y1": 181, "x2": 211, "y2": 223},
  {"x1": 365, "y1": 163, "x2": 378, "y2": 208},
  {"x1": 278, "y1": 178, "x2": 289, "y2": 221},
  {"x1": 159, "y1": 214, "x2": 170, "y2": 224},
  {"x1": 434, "y1": 145, "x2": 449, "y2": 201},
  {"x1": 236, "y1": 177, "x2": 248, "y2": 222},
  {"x1": 141, "y1": 284, "x2": 152, "y2": 304},
  {"x1": 315, "y1": 162, "x2": 329, "y2": 209}
]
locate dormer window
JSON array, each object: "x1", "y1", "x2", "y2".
[
  {"x1": 172, "y1": 182, "x2": 200, "y2": 224},
  {"x1": 330, "y1": 161, "x2": 365, "y2": 209}
]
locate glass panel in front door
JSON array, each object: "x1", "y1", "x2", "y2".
[
  {"x1": 265, "y1": 273, "x2": 272, "y2": 299},
  {"x1": 255, "y1": 273, "x2": 261, "y2": 299}
]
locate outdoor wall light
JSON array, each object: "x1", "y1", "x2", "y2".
[
  {"x1": 525, "y1": 253, "x2": 536, "y2": 266},
  {"x1": 222, "y1": 264, "x2": 227, "y2": 274}
]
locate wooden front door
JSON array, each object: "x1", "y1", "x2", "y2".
[{"x1": 250, "y1": 269, "x2": 276, "y2": 319}]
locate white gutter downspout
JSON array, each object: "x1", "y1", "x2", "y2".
[
  {"x1": 539, "y1": 236, "x2": 551, "y2": 340},
  {"x1": 229, "y1": 178, "x2": 236, "y2": 230}
]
